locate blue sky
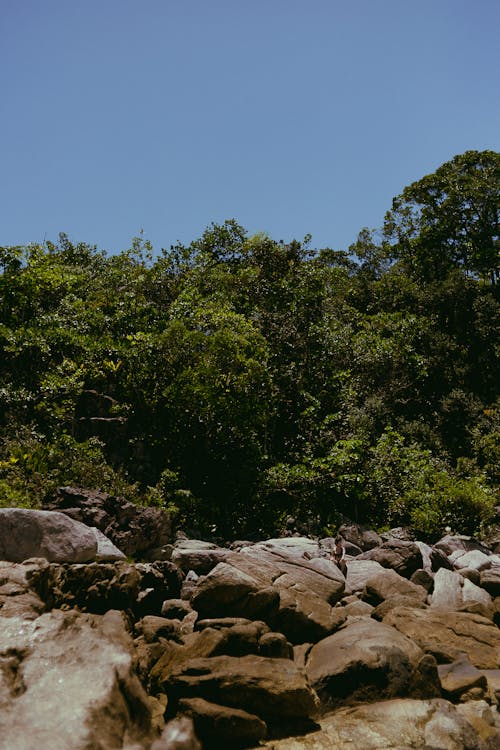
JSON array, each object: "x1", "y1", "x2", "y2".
[{"x1": 2, "y1": 0, "x2": 499, "y2": 255}]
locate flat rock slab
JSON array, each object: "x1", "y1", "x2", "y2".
[
  {"x1": 383, "y1": 606, "x2": 500, "y2": 668},
  {"x1": 0, "y1": 508, "x2": 97, "y2": 563},
  {"x1": 0, "y1": 609, "x2": 157, "y2": 750},
  {"x1": 261, "y1": 698, "x2": 500, "y2": 749}
]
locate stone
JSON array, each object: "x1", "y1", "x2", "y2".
[
  {"x1": 450, "y1": 549, "x2": 492, "y2": 571},
  {"x1": 0, "y1": 560, "x2": 48, "y2": 619},
  {"x1": 44, "y1": 485, "x2": 172, "y2": 558},
  {"x1": 337, "y1": 523, "x2": 383, "y2": 551},
  {"x1": 0, "y1": 508, "x2": 97, "y2": 563},
  {"x1": 434, "y1": 534, "x2": 490, "y2": 556},
  {"x1": 361, "y1": 568, "x2": 428, "y2": 605},
  {"x1": 410, "y1": 568, "x2": 434, "y2": 592},
  {"x1": 171, "y1": 540, "x2": 230, "y2": 575},
  {"x1": 383, "y1": 606, "x2": 500, "y2": 668},
  {"x1": 161, "y1": 599, "x2": 195, "y2": 620},
  {"x1": 91, "y1": 526, "x2": 126, "y2": 561},
  {"x1": 479, "y1": 567, "x2": 500, "y2": 596},
  {"x1": 258, "y1": 631, "x2": 293, "y2": 659},
  {"x1": 438, "y1": 657, "x2": 487, "y2": 699},
  {"x1": 357, "y1": 539, "x2": 423, "y2": 578},
  {"x1": 341, "y1": 599, "x2": 374, "y2": 617},
  {"x1": 138, "y1": 615, "x2": 183, "y2": 643},
  {"x1": 191, "y1": 544, "x2": 346, "y2": 644},
  {"x1": 178, "y1": 697, "x2": 267, "y2": 748},
  {"x1": 345, "y1": 559, "x2": 385, "y2": 592},
  {"x1": 0, "y1": 609, "x2": 158, "y2": 750},
  {"x1": 430, "y1": 568, "x2": 464, "y2": 610},
  {"x1": 261, "y1": 698, "x2": 500, "y2": 749},
  {"x1": 371, "y1": 595, "x2": 428, "y2": 621},
  {"x1": 305, "y1": 617, "x2": 434, "y2": 708},
  {"x1": 163, "y1": 654, "x2": 320, "y2": 723}
]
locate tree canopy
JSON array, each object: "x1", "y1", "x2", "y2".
[{"x1": 0, "y1": 151, "x2": 498, "y2": 540}]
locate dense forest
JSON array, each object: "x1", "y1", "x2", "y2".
[{"x1": 1, "y1": 150, "x2": 499, "y2": 540}]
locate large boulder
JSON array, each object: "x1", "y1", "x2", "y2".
[
  {"x1": 305, "y1": 617, "x2": 437, "y2": 708},
  {"x1": 178, "y1": 697, "x2": 267, "y2": 748},
  {"x1": 171, "y1": 539, "x2": 230, "y2": 574},
  {"x1": 43, "y1": 485, "x2": 171, "y2": 558},
  {"x1": 190, "y1": 541, "x2": 346, "y2": 644},
  {"x1": 345, "y1": 559, "x2": 385, "y2": 592},
  {"x1": 337, "y1": 523, "x2": 383, "y2": 551},
  {"x1": 262, "y1": 698, "x2": 500, "y2": 749},
  {"x1": 383, "y1": 606, "x2": 500, "y2": 668},
  {"x1": 0, "y1": 609, "x2": 159, "y2": 750},
  {"x1": 357, "y1": 539, "x2": 423, "y2": 578},
  {"x1": 0, "y1": 508, "x2": 97, "y2": 563},
  {"x1": 361, "y1": 568, "x2": 428, "y2": 606},
  {"x1": 162, "y1": 654, "x2": 320, "y2": 725}
]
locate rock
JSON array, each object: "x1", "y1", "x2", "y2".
[
  {"x1": 178, "y1": 697, "x2": 267, "y2": 748},
  {"x1": 462, "y1": 577, "x2": 494, "y2": 612},
  {"x1": 459, "y1": 567, "x2": 481, "y2": 585},
  {"x1": 341, "y1": 599, "x2": 374, "y2": 617},
  {"x1": 383, "y1": 606, "x2": 500, "y2": 668},
  {"x1": 371, "y1": 595, "x2": 428, "y2": 621},
  {"x1": 191, "y1": 544, "x2": 346, "y2": 644},
  {"x1": 450, "y1": 549, "x2": 492, "y2": 571},
  {"x1": 44, "y1": 485, "x2": 172, "y2": 558},
  {"x1": 337, "y1": 524, "x2": 383, "y2": 550},
  {"x1": 163, "y1": 654, "x2": 320, "y2": 724},
  {"x1": 479, "y1": 567, "x2": 500, "y2": 596},
  {"x1": 430, "y1": 568, "x2": 464, "y2": 610},
  {"x1": 410, "y1": 568, "x2": 434, "y2": 592},
  {"x1": 0, "y1": 508, "x2": 97, "y2": 563},
  {"x1": 151, "y1": 716, "x2": 201, "y2": 750},
  {"x1": 259, "y1": 631, "x2": 293, "y2": 659},
  {"x1": 0, "y1": 559, "x2": 48, "y2": 619},
  {"x1": 138, "y1": 615, "x2": 183, "y2": 643},
  {"x1": 438, "y1": 657, "x2": 487, "y2": 699},
  {"x1": 305, "y1": 617, "x2": 436, "y2": 708},
  {"x1": 345, "y1": 559, "x2": 385, "y2": 592},
  {"x1": 361, "y1": 568, "x2": 428, "y2": 605},
  {"x1": 171, "y1": 539, "x2": 230, "y2": 574},
  {"x1": 190, "y1": 562, "x2": 279, "y2": 621},
  {"x1": 161, "y1": 599, "x2": 195, "y2": 620},
  {"x1": 357, "y1": 539, "x2": 423, "y2": 578},
  {"x1": 261, "y1": 698, "x2": 500, "y2": 749},
  {"x1": 91, "y1": 526, "x2": 127, "y2": 561},
  {"x1": 0, "y1": 609, "x2": 158, "y2": 750},
  {"x1": 434, "y1": 534, "x2": 490, "y2": 556}
]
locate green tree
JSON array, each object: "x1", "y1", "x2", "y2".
[{"x1": 382, "y1": 150, "x2": 500, "y2": 282}]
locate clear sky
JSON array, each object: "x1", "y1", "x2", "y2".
[{"x1": 2, "y1": 0, "x2": 499, "y2": 255}]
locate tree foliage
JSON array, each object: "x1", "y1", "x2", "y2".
[{"x1": 0, "y1": 151, "x2": 499, "y2": 539}]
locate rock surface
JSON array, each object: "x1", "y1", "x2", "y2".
[{"x1": 0, "y1": 508, "x2": 97, "y2": 563}]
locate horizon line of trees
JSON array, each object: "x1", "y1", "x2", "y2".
[{"x1": 0, "y1": 149, "x2": 498, "y2": 540}]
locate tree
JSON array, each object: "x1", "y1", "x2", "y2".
[{"x1": 383, "y1": 150, "x2": 500, "y2": 282}]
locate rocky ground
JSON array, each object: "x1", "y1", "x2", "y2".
[{"x1": 1, "y1": 488, "x2": 500, "y2": 749}]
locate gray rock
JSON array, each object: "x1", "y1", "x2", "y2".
[
  {"x1": 91, "y1": 526, "x2": 126, "y2": 561},
  {"x1": 434, "y1": 534, "x2": 490, "y2": 556},
  {"x1": 0, "y1": 609, "x2": 158, "y2": 750},
  {"x1": 450, "y1": 549, "x2": 492, "y2": 571},
  {"x1": 337, "y1": 524, "x2": 383, "y2": 551},
  {"x1": 0, "y1": 508, "x2": 97, "y2": 563},
  {"x1": 345, "y1": 559, "x2": 385, "y2": 592},
  {"x1": 430, "y1": 568, "x2": 464, "y2": 610}
]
